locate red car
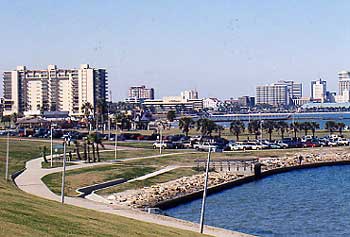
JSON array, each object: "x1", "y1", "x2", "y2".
[{"x1": 303, "y1": 139, "x2": 320, "y2": 148}]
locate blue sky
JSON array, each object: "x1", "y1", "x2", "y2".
[{"x1": 1, "y1": 1, "x2": 350, "y2": 100}]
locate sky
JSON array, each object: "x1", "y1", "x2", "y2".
[{"x1": 1, "y1": 0, "x2": 350, "y2": 101}]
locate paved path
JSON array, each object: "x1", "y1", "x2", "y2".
[
  {"x1": 128, "y1": 165, "x2": 179, "y2": 182},
  {"x1": 15, "y1": 157, "x2": 253, "y2": 237}
]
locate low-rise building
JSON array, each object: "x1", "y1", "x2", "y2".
[
  {"x1": 203, "y1": 97, "x2": 221, "y2": 110},
  {"x1": 143, "y1": 96, "x2": 203, "y2": 114}
]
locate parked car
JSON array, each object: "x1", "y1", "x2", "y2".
[
  {"x1": 303, "y1": 139, "x2": 320, "y2": 148},
  {"x1": 318, "y1": 138, "x2": 329, "y2": 147},
  {"x1": 328, "y1": 138, "x2": 338, "y2": 147},
  {"x1": 337, "y1": 138, "x2": 349, "y2": 146},
  {"x1": 276, "y1": 140, "x2": 288, "y2": 149},
  {"x1": 193, "y1": 142, "x2": 223, "y2": 152},
  {"x1": 231, "y1": 141, "x2": 253, "y2": 151},
  {"x1": 153, "y1": 141, "x2": 175, "y2": 149}
]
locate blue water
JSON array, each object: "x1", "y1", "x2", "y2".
[{"x1": 165, "y1": 166, "x2": 350, "y2": 236}]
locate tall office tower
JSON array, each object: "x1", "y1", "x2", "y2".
[
  {"x1": 275, "y1": 80, "x2": 303, "y2": 99},
  {"x1": 338, "y1": 71, "x2": 350, "y2": 99},
  {"x1": 311, "y1": 79, "x2": 327, "y2": 102},
  {"x1": 256, "y1": 84, "x2": 289, "y2": 106},
  {"x1": 128, "y1": 85, "x2": 154, "y2": 100},
  {"x1": 2, "y1": 64, "x2": 108, "y2": 116},
  {"x1": 181, "y1": 89, "x2": 199, "y2": 100}
]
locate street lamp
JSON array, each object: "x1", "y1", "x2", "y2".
[
  {"x1": 5, "y1": 132, "x2": 10, "y2": 181},
  {"x1": 199, "y1": 147, "x2": 212, "y2": 233},
  {"x1": 61, "y1": 137, "x2": 69, "y2": 204},
  {"x1": 50, "y1": 126, "x2": 53, "y2": 168},
  {"x1": 157, "y1": 121, "x2": 164, "y2": 155}
]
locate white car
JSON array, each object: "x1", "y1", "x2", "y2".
[
  {"x1": 328, "y1": 138, "x2": 338, "y2": 147},
  {"x1": 232, "y1": 142, "x2": 252, "y2": 151},
  {"x1": 337, "y1": 138, "x2": 349, "y2": 146}
]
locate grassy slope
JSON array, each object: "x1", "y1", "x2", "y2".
[
  {"x1": 0, "y1": 180, "x2": 206, "y2": 237},
  {"x1": 0, "y1": 139, "x2": 207, "y2": 237}
]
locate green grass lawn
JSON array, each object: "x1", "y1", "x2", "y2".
[
  {"x1": 97, "y1": 167, "x2": 200, "y2": 195},
  {"x1": 0, "y1": 179, "x2": 207, "y2": 237},
  {"x1": 42, "y1": 164, "x2": 158, "y2": 196},
  {"x1": 0, "y1": 138, "x2": 207, "y2": 237}
]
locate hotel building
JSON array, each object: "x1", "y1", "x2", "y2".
[{"x1": 2, "y1": 64, "x2": 107, "y2": 116}]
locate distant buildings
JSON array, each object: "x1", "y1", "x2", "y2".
[
  {"x1": 238, "y1": 96, "x2": 255, "y2": 107},
  {"x1": 255, "y1": 80, "x2": 302, "y2": 107},
  {"x1": 256, "y1": 84, "x2": 289, "y2": 106},
  {"x1": 127, "y1": 85, "x2": 154, "y2": 101},
  {"x1": 274, "y1": 80, "x2": 302, "y2": 99},
  {"x1": 203, "y1": 97, "x2": 221, "y2": 110},
  {"x1": 311, "y1": 79, "x2": 327, "y2": 102},
  {"x1": 143, "y1": 96, "x2": 203, "y2": 114},
  {"x1": 2, "y1": 64, "x2": 107, "y2": 116},
  {"x1": 181, "y1": 89, "x2": 198, "y2": 100}
]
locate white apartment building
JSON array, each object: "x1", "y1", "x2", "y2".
[
  {"x1": 256, "y1": 84, "x2": 289, "y2": 106},
  {"x1": 181, "y1": 89, "x2": 199, "y2": 100},
  {"x1": 274, "y1": 80, "x2": 302, "y2": 99},
  {"x1": 338, "y1": 71, "x2": 350, "y2": 102},
  {"x1": 2, "y1": 64, "x2": 107, "y2": 116},
  {"x1": 127, "y1": 85, "x2": 154, "y2": 100},
  {"x1": 311, "y1": 79, "x2": 327, "y2": 102},
  {"x1": 203, "y1": 97, "x2": 221, "y2": 110}
]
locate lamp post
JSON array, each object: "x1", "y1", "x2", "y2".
[
  {"x1": 114, "y1": 123, "x2": 118, "y2": 160},
  {"x1": 5, "y1": 132, "x2": 10, "y2": 181},
  {"x1": 199, "y1": 147, "x2": 212, "y2": 233},
  {"x1": 50, "y1": 126, "x2": 53, "y2": 168},
  {"x1": 61, "y1": 138, "x2": 67, "y2": 204}
]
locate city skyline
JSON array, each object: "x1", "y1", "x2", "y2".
[{"x1": 2, "y1": 1, "x2": 350, "y2": 100}]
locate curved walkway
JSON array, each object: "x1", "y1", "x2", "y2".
[{"x1": 15, "y1": 156, "x2": 253, "y2": 237}]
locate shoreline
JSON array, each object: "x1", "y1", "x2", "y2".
[{"x1": 154, "y1": 160, "x2": 350, "y2": 210}]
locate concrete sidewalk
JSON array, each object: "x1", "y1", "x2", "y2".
[{"x1": 15, "y1": 157, "x2": 253, "y2": 237}]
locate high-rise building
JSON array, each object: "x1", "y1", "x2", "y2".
[
  {"x1": 256, "y1": 84, "x2": 289, "y2": 106},
  {"x1": 311, "y1": 79, "x2": 327, "y2": 102},
  {"x1": 2, "y1": 64, "x2": 108, "y2": 116},
  {"x1": 127, "y1": 85, "x2": 154, "y2": 100},
  {"x1": 181, "y1": 89, "x2": 198, "y2": 100},
  {"x1": 275, "y1": 80, "x2": 302, "y2": 99},
  {"x1": 238, "y1": 96, "x2": 255, "y2": 107},
  {"x1": 338, "y1": 71, "x2": 350, "y2": 100}
]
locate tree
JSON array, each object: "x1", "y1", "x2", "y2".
[
  {"x1": 290, "y1": 122, "x2": 300, "y2": 139},
  {"x1": 215, "y1": 125, "x2": 225, "y2": 137},
  {"x1": 300, "y1": 122, "x2": 312, "y2": 136},
  {"x1": 309, "y1": 122, "x2": 320, "y2": 137},
  {"x1": 248, "y1": 120, "x2": 261, "y2": 139},
  {"x1": 73, "y1": 140, "x2": 82, "y2": 160},
  {"x1": 325, "y1": 121, "x2": 337, "y2": 134},
  {"x1": 275, "y1": 121, "x2": 289, "y2": 139},
  {"x1": 262, "y1": 121, "x2": 276, "y2": 141},
  {"x1": 178, "y1": 117, "x2": 194, "y2": 136},
  {"x1": 40, "y1": 146, "x2": 48, "y2": 163},
  {"x1": 81, "y1": 102, "x2": 93, "y2": 129},
  {"x1": 166, "y1": 110, "x2": 176, "y2": 122},
  {"x1": 196, "y1": 118, "x2": 217, "y2": 136},
  {"x1": 230, "y1": 120, "x2": 245, "y2": 141},
  {"x1": 88, "y1": 132, "x2": 105, "y2": 162},
  {"x1": 337, "y1": 122, "x2": 346, "y2": 135},
  {"x1": 10, "y1": 113, "x2": 18, "y2": 126}
]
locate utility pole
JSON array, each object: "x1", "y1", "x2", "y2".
[
  {"x1": 199, "y1": 147, "x2": 212, "y2": 233},
  {"x1": 61, "y1": 138, "x2": 67, "y2": 204},
  {"x1": 5, "y1": 132, "x2": 10, "y2": 181},
  {"x1": 50, "y1": 126, "x2": 53, "y2": 168},
  {"x1": 114, "y1": 123, "x2": 118, "y2": 160}
]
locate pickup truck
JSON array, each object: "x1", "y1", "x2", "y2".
[{"x1": 193, "y1": 142, "x2": 222, "y2": 152}]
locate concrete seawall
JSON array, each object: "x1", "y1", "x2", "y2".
[{"x1": 155, "y1": 160, "x2": 350, "y2": 210}]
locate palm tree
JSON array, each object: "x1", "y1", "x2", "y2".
[
  {"x1": 263, "y1": 121, "x2": 276, "y2": 141},
  {"x1": 178, "y1": 117, "x2": 194, "y2": 136},
  {"x1": 166, "y1": 110, "x2": 176, "y2": 122},
  {"x1": 275, "y1": 121, "x2": 289, "y2": 139},
  {"x1": 196, "y1": 118, "x2": 217, "y2": 137},
  {"x1": 300, "y1": 122, "x2": 312, "y2": 136},
  {"x1": 88, "y1": 132, "x2": 105, "y2": 162},
  {"x1": 73, "y1": 140, "x2": 82, "y2": 160},
  {"x1": 248, "y1": 120, "x2": 261, "y2": 139},
  {"x1": 309, "y1": 122, "x2": 320, "y2": 137},
  {"x1": 215, "y1": 125, "x2": 225, "y2": 137},
  {"x1": 10, "y1": 113, "x2": 18, "y2": 126},
  {"x1": 81, "y1": 102, "x2": 93, "y2": 129},
  {"x1": 87, "y1": 134, "x2": 96, "y2": 162},
  {"x1": 290, "y1": 122, "x2": 300, "y2": 139},
  {"x1": 325, "y1": 121, "x2": 337, "y2": 134},
  {"x1": 230, "y1": 120, "x2": 245, "y2": 141},
  {"x1": 337, "y1": 122, "x2": 346, "y2": 135}
]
